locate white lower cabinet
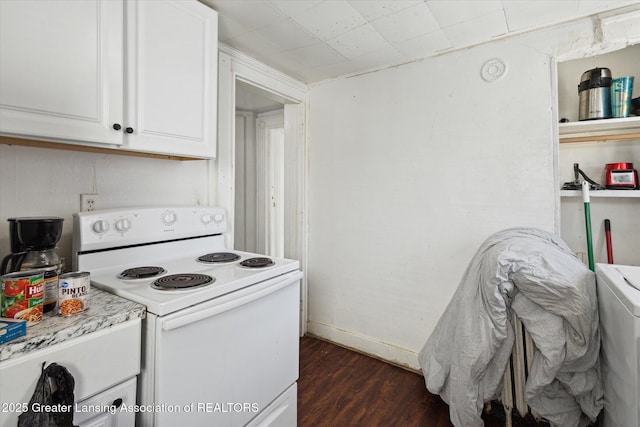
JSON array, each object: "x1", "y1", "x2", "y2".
[
  {"x1": 74, "y1": 378, "x2": 137, "y2": 427},
  {"x1": 0, "y1": 319, "x2": 141, "y2": 427}
]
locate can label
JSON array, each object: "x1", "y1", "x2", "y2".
[
  {"x1": 58, "y1": 272, "x2": 90, "y2": 316},
  {"x1": 1, "y1": 271, "x2": 44, "y2": 322},
  {"x1": 42, "y1": 266, "x2": 59, "y2": 313}
]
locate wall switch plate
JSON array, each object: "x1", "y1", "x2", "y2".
[{"x1": 80, "y1": 194, "x2": 100, "y2": 212}]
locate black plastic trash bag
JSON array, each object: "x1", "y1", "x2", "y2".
[{"x1": 18, "y1": 362, "x2": 77, "y2": 427}]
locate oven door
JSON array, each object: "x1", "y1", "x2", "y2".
[{"x1": 143, "y1": 270, "x2": 302, "y2": 426}]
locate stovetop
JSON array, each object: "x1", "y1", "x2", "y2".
[{"x1": 84, "y1": 245, "x2": 299, "y2": 316}]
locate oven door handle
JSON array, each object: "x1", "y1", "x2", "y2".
[{"x1": 161, "y1": 270, "x2": 302, "y2": 331}]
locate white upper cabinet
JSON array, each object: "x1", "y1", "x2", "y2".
[
  {"x1": 0, "y1": 0, "x2": 218, "y2": 159},
  {"x1": 124, "y1": 0, "x2": 218, "y2": 158},
  {"x1": 0, "y1": 0, "x2": 124, "y2": 145}
]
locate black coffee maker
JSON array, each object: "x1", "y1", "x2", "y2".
[
  {"x1": 2, "y1": 217, "x2": 64, "y2": 313},
  {"x1": 2, "y1": 217, "x2": 64, "y2": 273}
]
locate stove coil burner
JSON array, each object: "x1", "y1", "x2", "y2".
[
  {"x1": 239, "y1": 257, "x2": 275, "y2": 269},
  {"x1": 118, "y1": 266, "x2": 167, "y2": 280},
  {"x1": 197, "y1": 252, "x2": 241, "y2": 264},
  {"x1": 151, "y1": 274, "x2": 214, "y2": 291}
]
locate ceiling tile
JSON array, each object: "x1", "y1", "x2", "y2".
[
  {"x1": 370, "y1": 2, "x2": 440, "y2": 43},
  {"x1": 203, "y1": 0, "x2": 286, "y2": 32},
  {"x1": 504, "y1": 0, "x2": 579, "y2": 32},
  {"x1": 392, "y1": 29, "x2": 453, "y2": 59},
  {"x1": 271, "y1": 42, "x2": 347, "y2": 70},
  {"x1": 326, "y1": 24, "x2": 391, "y2": 58},
  {"x1": 426, "y1": 0, "x2": 503, "y2": 28},
  {"x1": 347, "y1": 0, "x2": 423, "y2": 21},
  {"x1": 225, "y1": 28, "x2": 286, "y2": 58},
  {"x1": 216, "y1": 15, "x2": 254, "y2": 42},
  {"x1": 254, "y1": 19, "x2": 320, "y2": 51},
  {"x1": 269, "y1": 0, "x2": 323, "y2": 17},
  {"x1": 290, "y1": 0, "x2": 367, "y2": 40},
  {"x1": 347, "y1": 45, "x2": 407, "y2": 70},
  {"x1": 305, "y1": 59, "x2": 367, "y2": 81},
  {"x1": 442, "y1": 10, "x2": 508, "y2": 47}
]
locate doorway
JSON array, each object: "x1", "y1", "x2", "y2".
[
  {"x1": 234, "y1": 81, "x2": 286, "y2": 257},
  {"x1": 217, "y1": 47, "x2": 308, "y2": 333}
]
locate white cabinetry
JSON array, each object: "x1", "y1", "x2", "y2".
[
  {"x1": 0, "y1": 319, "x2": 141, "y2": 427},
  {"x1": 0, "y1": 0, "x2": 218, "y2": 159},
  {"x1": 0, "y1": 0, "x2": 123, "y2": 146},
  {"x1": 123, "y1": 0, "x2": 218, "y2": 158}
]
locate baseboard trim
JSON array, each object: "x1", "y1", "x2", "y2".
[{"x1": 306, "y1": 321, "x2": 421, "y2": 372}]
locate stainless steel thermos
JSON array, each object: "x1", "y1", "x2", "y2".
[{"x1": 578, "y1": 67, "x2": 612, "y2": 120}]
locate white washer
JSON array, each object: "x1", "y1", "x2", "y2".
[{"x1": 595, "y1": 263, "x2": 640, "y2": 427}]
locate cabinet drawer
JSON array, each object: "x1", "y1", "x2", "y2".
[
  {"x1": 0, "y1": 319, "x2": 140, "y2": 427},
  {"x1": 74, "y1": 377, "x2": 137, "y2": 427},
  {"x1": 246, "y1": 383, "x2": 297, "y2": 427}
]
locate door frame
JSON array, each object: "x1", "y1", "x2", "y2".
[{"x1": 217, "y1": 44, "x2": 309, "y2": 334}]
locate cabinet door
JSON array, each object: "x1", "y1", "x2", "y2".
[
  {"x1": 0, "y1": 0, "x2": 124, "y2": 146},
  {"x1": 124, "y1": 0, "x2": 218, "y2": 158}
]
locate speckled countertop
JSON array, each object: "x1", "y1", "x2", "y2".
[{"x1": 0, "y1": 288, "x2": 145, "y2": 362}]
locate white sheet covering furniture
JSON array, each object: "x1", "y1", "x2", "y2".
[{"x1": 418, "y1": 227, "x2": 602, "y2": 427}]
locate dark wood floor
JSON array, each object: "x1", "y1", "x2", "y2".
[{"x1": 298, "y1": 336, "x2": 548, "y2": 427}]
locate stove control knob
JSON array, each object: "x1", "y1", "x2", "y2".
[
  {"x1": 92, "y1": 219, "x2": 109, "y2": 234},
  {"x1": 115, "y1": 218, "x2": 131, "y2": 232},
  {"x1": 213, "y1": 213, "x2": 224, "y2": 223},
  {"x1": 161, "y1": 210, "x2": 177, "y2": 226},
  {"x1": 201, "y1": 214, "x2": 213, "y2": 224}
]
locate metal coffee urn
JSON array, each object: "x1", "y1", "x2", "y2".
[{"x1": 578, "y1": 67, "x2": 612, "y2": 120}]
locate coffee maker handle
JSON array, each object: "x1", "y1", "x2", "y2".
[{"x1": 1, "y1": 252, "x2": 28, "y2": 275}]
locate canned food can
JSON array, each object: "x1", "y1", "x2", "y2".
[
  {"x1": 41, "y1": 265, "x2": 59, "y2": 314},
  {"x1": 58, "y1": 272, "x2": 90, "y2": 316},
  {"x1": 1, "y1": 270, "x2": 45, "y2": 322}
]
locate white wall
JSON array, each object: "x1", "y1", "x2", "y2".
[
  {"x1": 306, "y1": 8, "x2": 640, "y2": 369},
  {"x1": 0, "y1": 145, "x2": 211, "y2": 269}
]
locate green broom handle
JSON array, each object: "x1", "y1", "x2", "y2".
[{"x1": 582, "y1": 181, "x2": 595, "y2": 271}]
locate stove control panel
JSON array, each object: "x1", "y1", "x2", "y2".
[{"x1": 73, "y1": 206, "x2": 228, "y2": 252}]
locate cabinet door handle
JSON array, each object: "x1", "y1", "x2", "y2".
[
  {"x1": 113, "y1": 123, "x2": 122, "y2": 131},
  {"x1": 125, "y1": 127, "x2": 134, "y2": 134},
  {"x1": 112, "y1": 398, "x2": 123, "y2": 409}
]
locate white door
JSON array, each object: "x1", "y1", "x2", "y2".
[
  {"x1": 256, "y1": 112, "x2": 285, "y2": 257},
  {"x1": 0, "y1": 0, "x2": 124, "y2": 145},
  {"x1": 123, "y1": 0, "x2": 218, "y2": 158}
]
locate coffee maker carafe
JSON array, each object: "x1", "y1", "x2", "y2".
[{"x1": 2, "y1": 217, "x2": 64, "y2": 313}]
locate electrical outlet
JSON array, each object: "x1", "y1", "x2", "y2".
[{"x1": 80, "y1": 194, "x2": 100, "y2": 212}]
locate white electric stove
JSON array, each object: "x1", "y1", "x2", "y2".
[{"x1": 72, "y1": 206, "x2": 301, "y2": 427}]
